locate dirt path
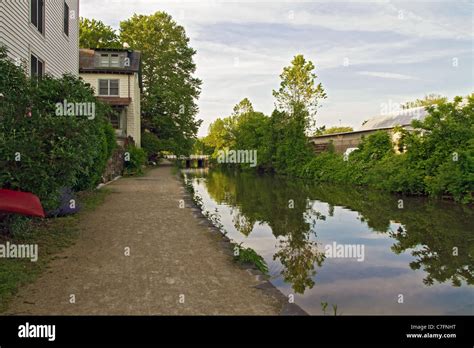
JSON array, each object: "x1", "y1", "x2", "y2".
[{"x1": 5, "y1": 163, "x2": 281, "y2": 315}]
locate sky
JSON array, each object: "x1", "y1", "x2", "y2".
[{"x1": 80, "y1": 0, "x2": 474, "y2": 136}]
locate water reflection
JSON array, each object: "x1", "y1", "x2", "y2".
[{"x1": 184, "y1": 169, "x2": 474, "y2": 314}]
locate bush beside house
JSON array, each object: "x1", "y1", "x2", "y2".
[
  {"x1": 124, "y1": 143, "x2": 147, "y2": 176},
  {"x1": 0, "y1": 45, "x2": 116, "y2": 233}
]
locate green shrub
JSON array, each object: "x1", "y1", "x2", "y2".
[
  {"x1": 353, "y1": 131, "x2": 394, "y2": 162},
  {"x1": 232, "y1": 243, "x2": 269, "y2": 274},
  {"x1": 363, "y1": 154, "x2": 426, "y2": 194},
  {"x1": 424, "y1": 139, "x2": 474, "y2": 203},
  {"x1": 141, "y1": 132, "x2": 161, "y2": 159},
  {"x1": 0, "y1": 45, "x2": 115, "y2": 211},
  {"x1": 103, "y1": 122, "x2": 117, "y2": 160},
  {"x1": 74, "y1": 118, "x2": 117, "y2": 191},
  {"x1": 404, "y1": 96, "x2": 474, "y2": 202},
  {"x1": 271, "y1": 108, "x2": 313, "y2": 175},
  {"x1": 124, "y1": 144, "x2": 147, "y2": 175}
]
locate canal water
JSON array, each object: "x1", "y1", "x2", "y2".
[{"x1": 183, "y1": 169, "x2": 473, "y2": 315}]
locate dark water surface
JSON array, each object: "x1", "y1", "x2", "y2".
[{"x1": 184, "y1": 169, "x2": 473, "y2": 315}]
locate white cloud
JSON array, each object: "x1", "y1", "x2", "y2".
[
  {"x1": 79, "y1": 0, "x2": 474, "y2": 136},
  {"x1": 81, "y1": 0, "x2": 472, "y2": 41},
  {"x1": 357, "y1": 71, "x2": 418, "y2": 80}
]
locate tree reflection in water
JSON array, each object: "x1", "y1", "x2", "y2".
[{"x1": 191, "y1": 169, "x2": 474, "y2": 293}]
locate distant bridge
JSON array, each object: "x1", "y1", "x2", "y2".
[{"x1": 165, "y1": 155, "x2": 209, "y2": 168}]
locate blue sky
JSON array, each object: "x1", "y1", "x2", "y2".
[{"x1": 81, "y1": 0, "x2": 473, "y2": 136}]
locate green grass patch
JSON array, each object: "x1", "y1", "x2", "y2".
[
  {"x1": 0, "y1": 188, "x2": 110, "y2": 312},
  {"x1": 232, "y1": 243, "x2": 269, "y2": 274}
]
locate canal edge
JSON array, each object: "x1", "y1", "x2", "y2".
[{"x1": 176, "y1": 171, "x2": 309, "y2": 316}]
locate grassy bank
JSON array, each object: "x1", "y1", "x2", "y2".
[{"x1": 0, "y1": 189, "x2": 109, "y2": 312}]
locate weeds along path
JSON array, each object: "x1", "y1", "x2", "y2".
[{"x1": 5, "y1": 162, "x2": 280, "y2": 315}]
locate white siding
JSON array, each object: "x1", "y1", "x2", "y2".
[
  {"x1": 0, "y1": 0, "x2": 79, "y2": 77},
  {"x1": 128, "y1": 73, "x2": 141, "y2": 147},
  {"x1": 81, "y1": 73, "x2": 131, "y2": 99},
  {"x1": 81, "y1": 72, "x2": 142, "y2": 147}
]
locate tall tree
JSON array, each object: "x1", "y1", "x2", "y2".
[
  {"x1": 79, "y1": 18, "x2": 121, "y2": 49},
  {"x1": 270, "y1": 55, "x2": 326, "y2": 173},
  {"x1": 120, "y1": 12, "x2": 202, "y2": 155},
  {"x1": 272, "y1": 54, "x2": 326, "y2": 129}
]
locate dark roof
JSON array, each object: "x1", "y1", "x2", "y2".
[{"x1": 79, "y1": 48, "x2": 142, "y2": 74}]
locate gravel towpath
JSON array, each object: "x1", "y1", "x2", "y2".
[{"x1": 5, "y1": 163, "x2": 281, "y2": 315}]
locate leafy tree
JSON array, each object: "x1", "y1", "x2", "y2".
[
  {"x1": 270, "y1": 105, "x2": 313, "y2": 174},
  {"x1": 204, "y1": 118, "x2": 236, "y2": 158},
  {"x1": 192, "y1": 138, "x2": 213, "y2": 156},
  {"x1": 268, "y1": 55, "x2": 327, "y2": 174},
  {"x1": 402, "y1": 93, "x2": 448, "y2": 109},
  {"x1": 233, "y1": 100, "x2": 272, "y2": 170},
  {"x1": 141, "y1": 131, "x2": 162, "y2": 160},
  {"x1": 272, "y1": 54, "x2": 326, "y2": 129},
  {"x1": 202, "y1": 99, "x2": 273, "y2": 170},
  {"x1": 232, "y1": 97, "x2": 254, "y2": 116},
  {"x1": 79, "y1": 18, "x2": 121, "y2": 49},
  {"x1": 120, "y1": 12, "x2": 202, "y2": 156}
]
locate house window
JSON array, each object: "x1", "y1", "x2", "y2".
[
  {"x1": 99, "y1": 53, "x2": 121, "y2": 68},
  {"x1": 31, "y1": 54, "x2": 44, "y2": 80},
  {"x1": 30, "y1": 0, "x2": 44, "y2": 34},
  {"x1": 64, "y1": 2, "x2": 69, "y2": 36},
  {"x1": 99, "y1": 79, "x2": 119, "y2": 96},
  {"x1": 100, "y1": 54, "x2": 109, "y2": 67},
  {"x1": 110, "y1": 54, "x2": 120, "y2": 67}
]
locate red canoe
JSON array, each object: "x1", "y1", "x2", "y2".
[{"x1": 0, "y1": 189, "x2": 45, "y2": 218}]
